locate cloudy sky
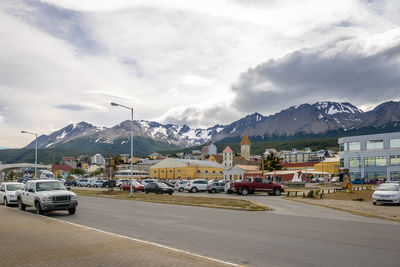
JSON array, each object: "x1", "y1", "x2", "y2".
[{"x1": 1, "y1": 0, "x2": 400, "y2": 147}]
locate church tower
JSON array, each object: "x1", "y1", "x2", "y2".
[{"x1": 240, "y1": 133, "x2": 251, "y2": 160}]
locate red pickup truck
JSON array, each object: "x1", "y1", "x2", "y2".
[{"x1": 228, "y1": 178, "x2": 284, "y2": 196}]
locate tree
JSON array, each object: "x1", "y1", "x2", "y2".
[
  {"x1": 7, "y1": 170, "x2": 16, "y2": 181},
  {"x1": 261, "y1": 152, "x2": 282, "y2": 172}
]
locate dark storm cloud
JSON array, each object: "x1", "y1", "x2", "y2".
[
  {"x1": 54, "y1": 104, "x2": 90, "y2": 111},
  {"x1": 232, "y1": 42, "x2": 400, "y2": 114}
]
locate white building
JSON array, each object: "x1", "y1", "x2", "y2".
[
  {"x1": 91, "y1": 154, "x2": 105, "y2": 165},
  {"x1": 339, "y1": 132, "x2": 400, "y2": 182}
]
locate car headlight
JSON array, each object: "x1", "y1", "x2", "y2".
[
  {"x1": 41, "y1": 197, "x2": 52, "y2": 202},
  {"x1": 71, "y1": 195, "x2": 78, "y2": 200}
]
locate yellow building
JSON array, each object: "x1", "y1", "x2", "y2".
[
  {"x1": 313, "y1": 156, "x2": 340, "y2": 176},
  {"x1": 150, "y1": 158, "x2": 224, "y2": 180}
]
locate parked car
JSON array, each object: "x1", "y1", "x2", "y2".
[
  {"x1": 145, "y1": 182, "x2": 174, "y2": 195},
  {"x1": 116, "y1": 179, "x2": 131, "y2": 187},
  {"x1": 0, "y1": 182, "x2": 24, "y2": 206},
  {"x1": 185, "y1": 179, "x2": 208, "y2": 193},
  {"x1": 64, "y1": 179, "x2": 77, "y2": 187},
  {"x1": 329, "y1": 177, "x2": 340, "y2": 183},
  {"x1": 208, "y1": 182, "x2": 227, "y2": 193},
  {"x1": 15, "y1": 179, "x2": 78, "y2": 215},
  {"x1": 160, "y1": 181, "x2": 175, "y2": 188},
  {"x1": 351, "y1": 178, "x2": 364, "y2": 184},
  {"x1": 90, "y1": 180, "x2": 104, "y2": 188},
  {"x1": 372, "y1": 183, "x2": 400, "y2": 205},
  {"x1": 174, "y1": 180, "x2": 187, "y2": 192},
  {"x1": 120, "y1": 181, "x2": 145, "y2": 192},
  {"x1": 228, "y1": 177, "x2": 284, "y2": 196},
  {"x1": 77, "y1": 179, "x2": 89, "y2": 187},
  {"x1": 311, "y1": 178, "x2": 325, "y2": 183},
  {"x1": 102, "y1": 180, "x2": 117, "y2": 188},
  {"x1": 141, "y1": 179, "x2": 157, "y2": 187}
]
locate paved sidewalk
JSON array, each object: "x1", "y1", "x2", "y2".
[{"x1": 0, "y1": 206, "x2": 236, "y2": 267}]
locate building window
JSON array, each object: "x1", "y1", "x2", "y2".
[
  {"x1": 169, "y1": 170, "x2": 172, "y2": 173},
  {"x1": 161, "y1": 170, "x2": 164, "y2": 173},
  {"x1": 390, "y1": 139, "x2": 400, "y2": 148},
  {"x1": 364, "y1": 156, "x2": 386, "y2": 167},
  {"x1": 349, "y1": 172, "x2": 361, "y2": 181},
  {"x1": 365, "y1": 172, "x2": 386, "y2": 183},
  {"x1": 340, "y1": 158, "x2": 344, "y2": 168},
  {"x1": 339, "y1": 143, "x2": 347, "y2": 151},
  {"x1": 390, "y1": 171, "x2": 400, "y2": 182},
  {"x1": 390, "y1": 155, "x2": 400, "y2": 166},
  {"x1": 212, "y1": 170, "x2": 215, "y2": 173},
  {"x1": 366, "y1": 140, "x2": 383, "y2": 150},
  {"x1": 197, "y1": 170, "x2": 201, "y2": 173},
  {"x1": 205, "y1": 170, "x2": 208, "y2": 173},
  {"x1": 349, "y1": 157, "x2": 361, "y2": 167},
  {"x1": 177, "y1": 170, "x2": 181, "y2": 173},
  {"x1": 153, "y1": 170, "x2": 157, "y2": 173},
  {"x1": 348, "y1": 142, "x2": 360, "y2": 151}
]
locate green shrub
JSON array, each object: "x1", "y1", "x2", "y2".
[{"x1": 307, "y1": 190, "x2": 314, "y2": 198}]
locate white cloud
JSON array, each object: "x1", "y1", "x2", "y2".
[{"x1": 0, "y1": 0, "x2": 399, "y2": 147}]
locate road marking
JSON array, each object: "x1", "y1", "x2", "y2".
[{"x1": 46, "y1": 215, "x2": 240, "y2": 266}]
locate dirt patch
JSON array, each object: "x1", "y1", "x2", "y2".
[
  {"x1": 286, "y1": 190, "x2": 400, "y2": 222},
  {"x1": 72, "y1": 189, "x2": 267, "y2": 211}
]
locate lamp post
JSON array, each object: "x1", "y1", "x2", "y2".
[
  {"x1": 21, "y1": 130, "x2": 38, "y2": 178},
  {"x1": 111, "y1": 102, "x2": 134, "y2": 197}
]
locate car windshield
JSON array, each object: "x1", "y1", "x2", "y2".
[
  {"x1": 377, "y1": 184, "x2": 399, "y2": 191},
  {"x1": 6, "y1": 184, "x2": 24, "y2": 191},
  {"x1": 36, "y1": 181, "x2": 66, "y2": 191},
  {"x1": 156, "y1": 182, "x2": 168, "y2": 188}
]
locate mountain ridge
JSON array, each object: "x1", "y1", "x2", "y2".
[{"x1": 25, "y1": 100, "x2": 400, "y2": 153}]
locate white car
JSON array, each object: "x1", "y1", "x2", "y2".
[
  {"x1": 0, "y1": 182, "x2": 24, "y2": 206},
  {"x1": 372, "y1": 183, "x2": 400, "y2": 205},
  {"x1": 116, "y1": 179, "x2": 131, "y2": 187},
  {"x1": 185, "y1": 179, "x2": 208, "y2": 193},
  {"x1": 174, "y1": 180, "x2": 187, "y2": 192},
  {"x1": 89, "y1": 180, "x2": 104, "y2": 188}
]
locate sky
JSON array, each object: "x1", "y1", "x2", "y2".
[{"x1": 1, "y1": 0, "x2": 400, "y2": 148}]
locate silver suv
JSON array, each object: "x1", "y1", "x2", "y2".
[{"x1": 185, "y1": 179, "x2": 208, "y2": 193}]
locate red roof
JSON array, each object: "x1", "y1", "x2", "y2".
[
  {"x1": 223, "y1": 146, "x2": 233, "y2": 153},
  {"x1": 52, "y1": 164, "x2": 73, "y2": 172}
]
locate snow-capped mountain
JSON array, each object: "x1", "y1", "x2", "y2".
[{"x1": 25, "y1": 100, "x2": 400, "y2": 152}]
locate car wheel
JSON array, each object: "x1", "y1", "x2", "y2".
[
  {"x1": 227, "y1": 189, "x2": 232, "y2": 194},
  {"x1": 211, "y1": 189, "x2": 216, "y2": 193},
  {"x1": 145, "y1": 190, "x2": 149, "y2": 194},
  {"x1": 373, "y1": 202, "x2": 377, "y2": 205},
  {"x1": 18, "y1": 198, "x2": 26, "y2": 211},
  {"x1": 191, "y1": 187, "x2": 198, "y2": 193},
  {"x1": 4, "y1": 197, "x2": 8, "y2": 206},
  {"x1": 169, "y1": 191, "x2": 173, "y2": 195},
  {"x1": 68, "y1": 208, "x2": 76, "y2": 215},
  {"x1": 273, "y1": 188, "x2": 281, "y2": 196},
  {"x1": 35, "y1": 201, "x2": 44, "y2": 215},
  {"x1": 178, "y1": 187, "x2": 184, "y2": 192},
  {"x1": 241, "y1": 187, "x2": 249, "y2": 196}
]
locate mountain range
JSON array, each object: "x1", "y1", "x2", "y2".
[{"x1": 22, "y1": 100, "x2": 400, "y2": 156}]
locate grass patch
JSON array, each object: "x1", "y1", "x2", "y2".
[{"x1": 72, "y1": 189, "x2": 268, "y2": 211}]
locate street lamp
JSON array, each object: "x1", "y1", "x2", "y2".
[
  {"x1": 21, "y1": 130, "x2": 38, "y2": 178},
  {"x1": 111, "y1": 102, "x2": 134, "y2": 197}
]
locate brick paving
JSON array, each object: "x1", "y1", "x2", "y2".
[{"x1": 0, "y1": 206, "x2": 235, "y2": 267}]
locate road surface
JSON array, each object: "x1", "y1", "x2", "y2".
[{"x1": 33, "y1": 195, "x2": 400, "y2": 267}]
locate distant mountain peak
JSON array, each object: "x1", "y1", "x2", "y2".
[{"x1": 312, "y1": 101, "x2": 363, "y2": 115}]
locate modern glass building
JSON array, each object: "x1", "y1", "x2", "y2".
[{"x1": 338, "y1": 132, "x2": 400, "y2": 183}]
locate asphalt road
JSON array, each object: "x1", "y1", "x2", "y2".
[{"x1": 40, "y1": 195, "x2": 400, "y2": 267}]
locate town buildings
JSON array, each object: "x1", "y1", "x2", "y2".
[{"x1": 91, "y1": 154, "x2": 105, "y2": 165}]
